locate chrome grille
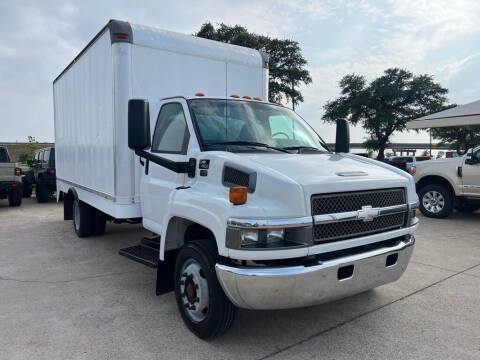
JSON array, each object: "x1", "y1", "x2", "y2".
[
  {"x1": 312, "y1": 188, "x2": 407, "y2": 243},
  {"x1": 312, "y1": 188, "x2": 405, "y2": 215},
  {"x1": 313, "y1": 213, "x2": 405, "y2": 243}
]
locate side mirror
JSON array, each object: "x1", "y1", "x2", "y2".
[
  {"x1": 335, "y1": 119, "x2": 350, "y2": 153},
  {"x1": 465, "y1": 149, "x2": 477, "y2": 165},
  {"x1": 128, "y1": 99, "x2": 151, "y2": 151}
]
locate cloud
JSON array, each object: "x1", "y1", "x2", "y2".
[
  {"x1": 0, "y1": 0, "x2": 479, "y2": 143},
  {"x1": 295, "y1": 0, "x2": 480, "y2": 143},
  {"x1": 435, "y1": 53, "x2": 480, "y2": 81}
]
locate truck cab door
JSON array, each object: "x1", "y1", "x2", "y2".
[
  {"x1": 140, "y1": 100, "x2": 192, "y2": 235},
  {"x1": 462, "y1": 147, "x2": 480, "y2": 197}
]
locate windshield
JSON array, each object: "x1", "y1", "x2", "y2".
[{"x1": 188, "y1": 99, "x2": 329, "y2": 152}]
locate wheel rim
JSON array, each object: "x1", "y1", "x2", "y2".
[
  {"x1": 73, "y1": 200, "x2": 80, "y2": 231},
  {"x1": 179, "y1": 259, "x2": 209, "y2": 323},
  {"x1": 422, "y1": 190, "x2": 445, "y2": 214}
]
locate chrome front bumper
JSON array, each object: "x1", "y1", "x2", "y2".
[{"x1": 216, "y1": 235, "x2": 415, "y2": 310}]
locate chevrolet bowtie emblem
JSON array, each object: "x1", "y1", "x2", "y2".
[{"x1": 357, "y1": 205, "x2": 379, "y2": 222}]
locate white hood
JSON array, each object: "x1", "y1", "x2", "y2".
[
  {"x1": 236, "y1": 153, "x2": 416, "y2": 212},
  {"x1": 242, "y1": 153, "x2": 408, "y2": 197},
  {"x1": 199, "y1": 151, "x2": 416, "y2": 219}
]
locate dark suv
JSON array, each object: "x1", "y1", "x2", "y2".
[{"x1": 23, "y1": 147, "x2": 56, "y2": 202}]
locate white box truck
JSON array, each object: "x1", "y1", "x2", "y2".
[{"x1": 54, "y1": 20, "x2": 419, "y2": 338}]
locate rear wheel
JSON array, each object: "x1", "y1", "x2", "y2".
[
  {"x1": 73, "y1": 198, "x2": 95, "y2": 237},
  {"x1": 8, "y1": 187, "x2": 22, "y2": 207},
  {"x1": 419, "y1": 184, "x2": 453, "y2": 218},
  {"x1": 36, "y1": 181, "x2": 50, "y2": 203},
  {"x1": 93, "y1": 209, "x2": 107, "y2": 235},
  {"x1": 174, "y1": 239, "x2": 236, "y2": 339}
]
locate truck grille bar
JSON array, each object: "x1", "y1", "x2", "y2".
[{"x1": 311, "y1": 188, "x2": 407, "y2": 243}]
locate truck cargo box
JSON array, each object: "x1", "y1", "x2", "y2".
[{"x1": 54, "y1": 20, "x2": 268, "y2": 218}]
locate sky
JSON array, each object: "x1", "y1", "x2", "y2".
[{"x1": 1, "y1": 0, "x2": 479, "y2": 144}]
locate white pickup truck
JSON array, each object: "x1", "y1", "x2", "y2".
[
  {"x1": 414, "y1": 146, "x2": 480, "y2": 218},
  {"x1": 54, "y1": 20, "x2": 419, "y2": 338}
]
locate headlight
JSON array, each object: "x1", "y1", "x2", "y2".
[
  {"x1": 240, "y1": 229, "x2": 286, "y2": 248},
  {"x1": 240, "y1": 230, "x2": 258, "y2": 246},
  {"x1": 229, "y1": 227, "x2": 312, "y2": 250},
  {"x1": 409, "y1": 202, "x2": 419, "y2": 226},
  {"x1": 267, "y1": 229, "x2": 285, "y2": 242}
]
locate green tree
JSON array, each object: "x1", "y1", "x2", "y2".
[
  {"x1": 322, "y1": 68, "x2": 449, "y2": 160},
  {"x1": 26, "y1": 136, "x2": 40, "y2": 159},
  {"x1": 18, "y1": 153, "x2": 29, "y2": 163},
  {"x1": 196, "y1": 23, "x2": 312, "y2": 109},
  {"x1": 432, "y1": 126, "x2": 480, "y2": 154}
]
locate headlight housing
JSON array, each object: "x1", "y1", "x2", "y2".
[
  {"x1": 409, "y1": 202, "x2": 419, "y2": 226},
  {"x1": 227, "y1": 226, "x2": 313, "y2": 250}
]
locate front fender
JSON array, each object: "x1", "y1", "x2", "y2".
[{"x1": 159, "y1": 186, "x2": 230, "y2": 260}]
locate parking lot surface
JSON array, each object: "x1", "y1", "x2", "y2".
[{"x1": 1, "y1": 198, "x2": 479, "y2": 359}]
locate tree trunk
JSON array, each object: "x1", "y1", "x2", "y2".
[
  {"x1": 291, "y1": 79, "x2": 295, "y2": 111},
  {"x1": 376, "y1": 146, "x2": 386, "y2": 160}
]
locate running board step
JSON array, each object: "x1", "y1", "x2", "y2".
[
  {"x1": 141, "y1": 236, "x2": 160, "y2": 250},
  {"x1": 118, "y1": 244, "x2": 158, "y2": 268}
]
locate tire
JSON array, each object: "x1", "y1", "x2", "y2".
[
  {"x1": 174, "y1": 239, "x2": 236, "y2": 339},
  {"x1": 72, "y1": 198, "x2": 95, "y2": 237},
  {"x1": 22, "y1": 182, "x2": 32, "y2": 198},
  {"x1": 455, "y1": 203, "x2": 480, "y2": 213},
  {"x1": 93, "y1": 209, "x2": 107, "y2": 236},
  {"x1": 36, "y1": 181, "x2": 50, "y2": 203},
  {"x1": 8, "y1": 187, "x2": 22, "y2": 207},
  {"x1": 419, "y1": 184, "x2": 453, "y2": 218}
]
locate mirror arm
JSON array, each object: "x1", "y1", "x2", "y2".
[{"x1": 135, "y1": 150, "x2": 196, "y2": 178}]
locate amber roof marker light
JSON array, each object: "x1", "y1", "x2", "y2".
[
  {"x1": 253, "y1": 97, "x2": 262, "y2": 101},
  {"x1": 242, "y1": 95, "x2": 252, "y2": 99},
  {"x1": 195, "y1": 92, "x2": 205, "y2": 96},
  {"x1": 230, "y1": 94, "x2": 240, "y2": 98}
]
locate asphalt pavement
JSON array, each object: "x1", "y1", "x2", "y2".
[{"x1": 1, "y1": 198, "x2": 479, "y2": 359}]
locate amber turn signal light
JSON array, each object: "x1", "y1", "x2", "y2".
[{"x1": 229, "y1": 186, "x2": 247, "y2": 205}]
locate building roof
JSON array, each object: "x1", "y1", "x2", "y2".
[{"x1": 407, "y1": 99, "x2": 480, "y2": 129}]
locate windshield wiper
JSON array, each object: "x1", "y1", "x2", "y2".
[
  {"x1": 206, "y1": 141, "x2": 291, "y2": 153},
  {"x1": 282, "y1": 146, "x2": 326, "y2": 153}
]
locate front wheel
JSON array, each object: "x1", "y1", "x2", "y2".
[
  {"x1": 174, "y1": 239, "x2": 236, "y2": 339},
  {"x1": 22, "y1": 183, "x2": 32, "y2": 198},
  {"x1": 36, "y1": 181, "x2": 50, "y2": 203},
  {"x1": 419, "y1": 184, "x2": 453, "y2": 218}
]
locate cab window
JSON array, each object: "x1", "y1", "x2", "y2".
[
  {"x1": 151, "y1": 103, "x2": 189, "y2": 154},
  {"x1": 43, "y1": 149, "x2": 50, "y2": 164}
]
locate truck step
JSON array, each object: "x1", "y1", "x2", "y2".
[
  {"x1": 118, "y1": 244, "x2": 158, "y2": 268},
  {"x1": 141, "y1": 236, "x2": 160, "y2": 250}
]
